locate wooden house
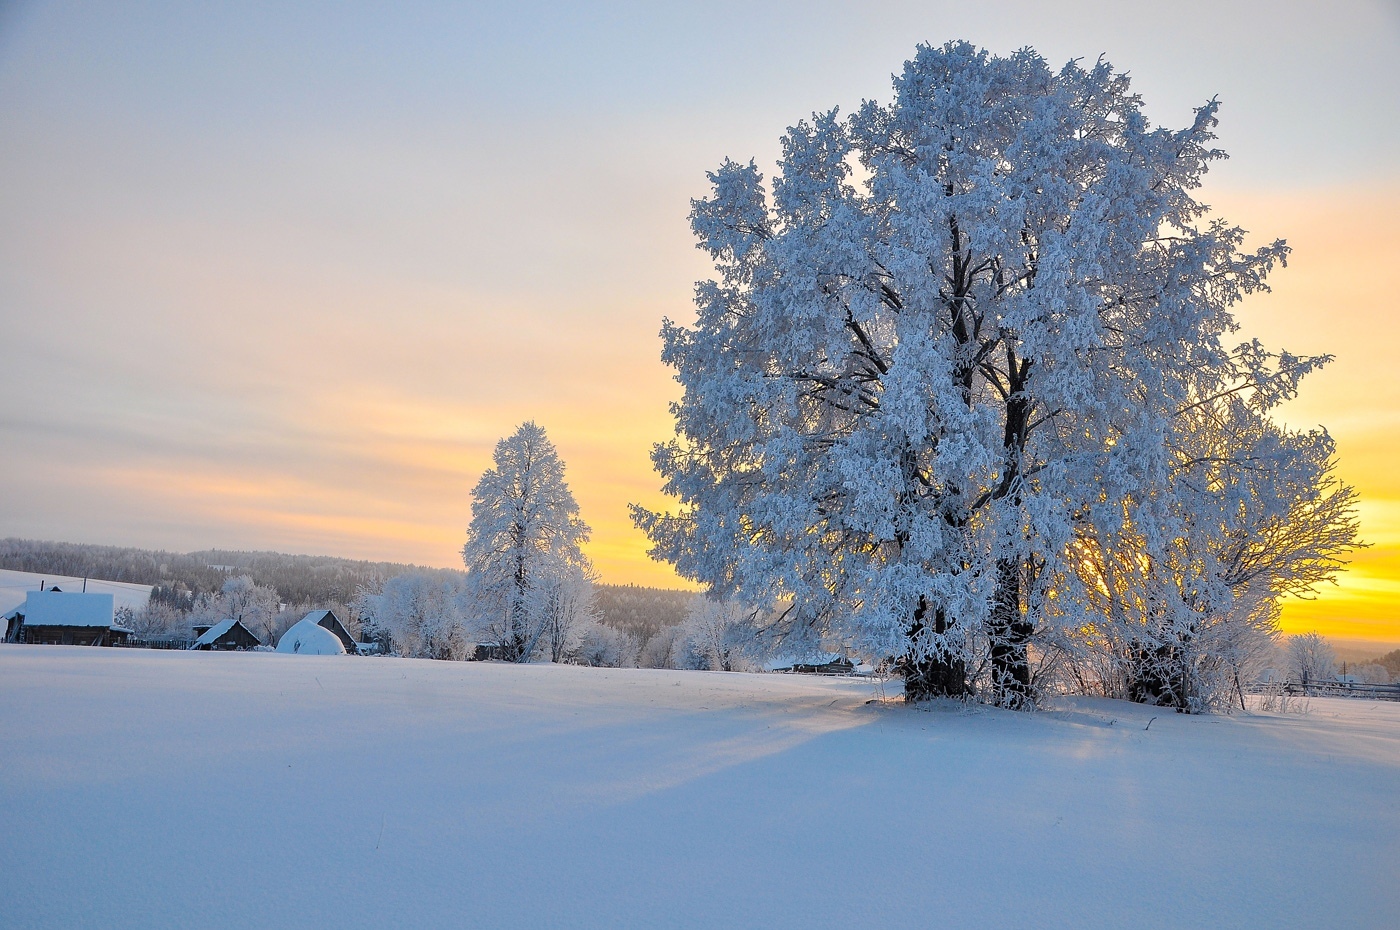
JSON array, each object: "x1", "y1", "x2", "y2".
[
  {"x1": 472, "y1": 642, "x2": 507, "y2": 661},
  {"x1": 4, "y1": 591, "x2": 128, "y2": 646},
  {"x1": 301, "y1": 609, "x2": 356, "y2": 653},
  {"x1": 191, "y1": 618, "x2": 261, "y2": 651}
]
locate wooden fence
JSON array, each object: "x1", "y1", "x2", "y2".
[
  {"x1": 1248, "y1": 680, "x2": 1400, "y2": 701},
  {"x1": 117, "y1": 636, "x2": 195, "y2": 651}
]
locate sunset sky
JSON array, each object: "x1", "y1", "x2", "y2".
[{"x1": 1, "y1": 1, "x2": 1397, "y2": 645}]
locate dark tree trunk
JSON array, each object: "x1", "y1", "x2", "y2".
[
  {"x1": 985, "y1": 352, "x2": 1037, "y2": 708},
  {"x1": 899, "y1": 597, "x2": 969, "y2": 701},
  {"x1": 988, "y1": 556, "x2": 1033, "y2": 708},
  {"x1": 900, "y1": 652, "x2": 971, "y2": 701},
  {"x1": 1126, "y1": 636, "x2": 1191, "y2": 713}
]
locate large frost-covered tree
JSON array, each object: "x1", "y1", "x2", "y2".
[
  {"x1": 463, "y1": 422, "x2": 592, "y2": 662},
  {"x1": 634, "y1": 41, "x2": 1350, "y2": 707}
]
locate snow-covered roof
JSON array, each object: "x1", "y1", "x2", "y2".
[
  {"x1": 0, "y1": 569, "x2": 152, "y2": 617},
  {"x1": 20, "y1": 591, "x2": 114, "y2": 628},
  {"x1": 193, "y1": 619, "x2": 238, "y2": 647},
  {"x1": 275, "y1": 616, "x2": 346, "y2": 655}
]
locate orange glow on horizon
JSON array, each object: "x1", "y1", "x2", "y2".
[{"x1": 11, "y1": 187, "x2": 1395, "y2": 638}]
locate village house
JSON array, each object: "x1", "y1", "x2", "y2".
[
  {"x1": 3, "y1": 590, "x2": 129, "y2": 646},
  {"x1": 190, "y1": 618, "x2": 262, "y2": 651},
  {"x1": 300, "y1": 609, "x2": 356, "y2": 653}
]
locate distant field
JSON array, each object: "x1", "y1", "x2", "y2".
[
  {"x1": 1, "y1": 646, "x2": 1396, "y2": 929},
  {"x1": 0, "y1": 568, "x2": 152, "y2": 616}
]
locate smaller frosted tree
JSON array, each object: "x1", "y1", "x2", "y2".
[
  {"x1": 462, "y1": 422, "x2": 592, "y2": 662},
  {"x1": 1286, "y1": 632, "x2": 1336, "y2": 686},
  {"x1": 356, "y1": 572, "x2": 472, "y2": 660},
  {"x1": 200, "y1": 575, "x2": 280, "y2": 645},
  {"x1": 528, "y1": 556, "x2": 599, "y2": 663},
  {"x1": 677, "y1": 597, "x2": 764, "y2": 671},
  {"x1": 572, "y1": 621, "x2": 641, "y2": 668}
]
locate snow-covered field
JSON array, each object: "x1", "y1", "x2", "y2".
[{"x1": 2, "y1": 646, "x2": 1396, "y2": 929}]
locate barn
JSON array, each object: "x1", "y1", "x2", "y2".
[
  {"x1": 3, "y1": 591, "x2": 128, "y2": 646},
  {"x1": 300, "y1": 609, "x2": 356, "y2": 653},
  {"x1": 190, "y1": 619, "x2": 261, "y2": 651}
]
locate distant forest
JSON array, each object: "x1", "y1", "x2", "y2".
[
  {"x1": 0, "y1": 537, "x2": 455, "y2": 606},
  {"x1": 593, "y1": 584, "x2": 695, "y2": 640},
  {"x1": 0, "y1": 537, "x2": 694, "y2": 632}
]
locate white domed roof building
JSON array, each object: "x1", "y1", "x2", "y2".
[{"x1": 275, "y1": 615, "x2": 346, "y2": 655}]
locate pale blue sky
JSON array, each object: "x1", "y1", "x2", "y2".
[{"x1": 1, "y1": 1, "x2": 1398, "y2": 594}]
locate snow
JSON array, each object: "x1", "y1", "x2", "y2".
[
  {"x1": 0, "y1": 647, "x2": 1395, "y2": 929},
  {"x1": 16, "y1": 590, "x2": 114, "y2": 627},
  {"x1": 275, "y1": 616, "x2": 346, "y2": 655},
  {"x1": 0, "y1": 568, "x2": 151, "y2": 616},
  {"x1": 192, "y1": 618, "x2": 237, "y2": 647}
]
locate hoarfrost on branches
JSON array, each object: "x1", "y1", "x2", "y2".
[
  {"x1": 634, "y1": 41, "x2": 1359, "y2": 710},
  {"x1": 1286, "y1": 632, "x2": 1337, "y2": 686},
  {"x1": 462, "y1": 422, "x2": 595, "y2": 663},
  {"x1": 356, "y1": 571, "x2": 473, "y2": 660},
  {"x1": 676, "y1": 597, "x2": 766, "y2": 672}
]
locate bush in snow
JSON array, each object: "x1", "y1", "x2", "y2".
[
  {"x1": 121, "y1": 599, "x2": 188, "y2": 637},
  {"x1": 570, "y1": 620, "x2": 640, "y2": 668},
  {"x1": 675, "y1": 597, "x2": 766, "y2": 672},
  {"x1": 527, "y1": 557, "x2": 602, "y2": 663},
  {"x1": 639, "y1": 624, "x2": 684, "y2": 669}
]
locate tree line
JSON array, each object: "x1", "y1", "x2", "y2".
[{"x1": 0, "y1": 537, "x2": 450, "y2": 606}]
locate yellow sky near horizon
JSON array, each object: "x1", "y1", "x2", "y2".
[
  {"x1": 1214, "y1": 185, "x2": 1400, "y2": 643},
  {"x1": 118, "y1": 184, "x2": 1399, "y2": 644}
]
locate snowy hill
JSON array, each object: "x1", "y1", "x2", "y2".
[
  {"x1": 1, "y1": 648, "x2": 1395, "y2": 928},
  {"x1": 0, "y1": 568, "x2": 151, "y2": 617}
]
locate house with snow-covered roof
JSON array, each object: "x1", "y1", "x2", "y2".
[
  {"x1": 299, "y1": 609, "x2": 356, "y2": 653},
  {"x1": 3, "y1": 590, "x2": 129, "y2": 646},
  {"x1": 190, "y1": 618, "x2": 261, "y2": 651}
]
